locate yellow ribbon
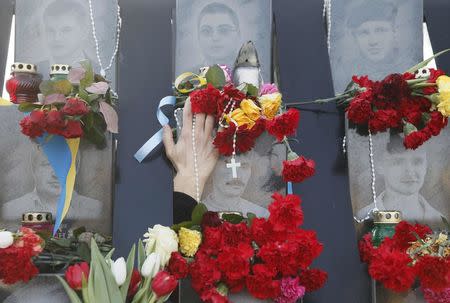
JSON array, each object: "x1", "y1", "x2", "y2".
[
  {"x1": 174, "y1": 72, "x2": 207, "y2": 94},
  {"x1": 0, "y1": 97, "x2": 12, "y2": 106},
  {"x1": 62, "y1": 138, "x2": 80, "y2": 220}
]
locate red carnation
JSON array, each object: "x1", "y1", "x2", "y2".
[
  {"x1": 61, "y1": 120, "x2": 83, "y2": 138},
  {"x1": 127, "y1": 269, "x2": 142, "y2": 298},
  {"x1": 403, "y1": 129, "x2": 431, "y2": 150},
  {"x1": 201, "y1": 211, "x2": 222, "y2": 229},
  {"x1": 425, "y1": 111, "x2": 448, "y2": 136},
  {"x1": 19, "y1": 110, "x2": 47, "y2": 138},
  {"x1": 298, "y1": 268, "x2": 328, "y2": 292},
  {"x1": 190, "y1": 84, "x2": 223, "y2": 115},
  {"x1": 347, "y1": 91, "x2": 373, "y2": 124},
  {"x1": 374, "y1": 73, "x2": 410, "y2": 104},
  {"x1": 368, "y1": 109, "x2": 401, "y2": 133},
  {"x1": 268, "y1": 193, "x2": 303, "y2": 232},
  {"x1": 368, "y1": 247, "x2": 415, "y2": 292},
  {"x1": 352, "y1": 75, "x2": 374, "y2": 88},
  {"x1": 200, "y1": 288, "x2": 230, "y2": 303},
  {"x1": 250, "y1": 217, "x2": 286, "y2": 247},
  {"x1": 423, "y1": 69, "x2": 446, "y2": 94},
  {"x1": 151, "y1": 271, "x2": 178, "y2": 297},
  {"x1": 61, "y1": 98, "x2": 89, "y2": 116},
  {"x1": 217, "y1": 244, "x2": 253, "y2": 291},
  {"x1": 266, "y1": 109, "x2": 300, "y2": 141},
  {"x1": 392, "y1": 221, "x2": 432, "y2": 251},
  {"x1": 190, "y1": 254, "x2": 221, "y2": 293},
  {"x1": 168, "y1": 252, "x2": 189, "y2": 279},
  {"x1": 282, "y1": 155, "x2": 315, "y2": 183},
  {"x1": 65, "y1": 262, "x2": 90, "y2": 290},
  {"x1": 45, "y1": 110, "x2": 66, "y2": 135},
  {"x1": 414, "y1": 256, "x2": 450, "y2": 291},
  {"x1": 359, "y1": 233, "x2": 375, "y2": 263},
  {"x1": 0, "y1": 245, "x2": 40, "y2": 284},
  {"x1": 246, "y1": 264, "x2": 280, "y2": 300},
  {"x1": 221, "y1": 222, "x2": 250, "y2": 247},
  {"x1": 200, "y1": 226, "x2": 223, "y2": 255}
]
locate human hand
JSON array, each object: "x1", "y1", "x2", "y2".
[{"x1": 163, "y1": 99, "x2": 219, "y2": 201}]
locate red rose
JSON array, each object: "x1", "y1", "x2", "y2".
[
  {"x1": 61, "y1": 120, "x2": 83, "y2": 138},
  {"x1": 403, "y1": 130, "x2": 431, "y2": 150},
  {"x1": 298, "y1": 268, "x2": 328, "y2": 292},
  {"x1": 201, "y1": 211, "x2": 222, "y2": 229},
  {"x1": 368, "y1": 247, "x2": 415, "y2": 292},
  {"x1": 200, "y1": 288, "x2": 230, "y2": 303},
  {"x1": 168, "y1": 252, "x2": 189, "y2": 279},
  {"x1": 19, "y1": 110, "x2": 47, "y2": 138},
  {"x1": 414, "y1": 256, "x2": 450, "y2": 291},
  {"x1": 189, "y1": 254, "x2": 221, "y2": 293},
  {"x1": 368, "y1": 109, "x2": 401, "y2": 133},
  {"x1": 190, "y1": 84, "x2": 223, "y2": 115},
  {"x1": 347, "y1": 91, "x2": 373, "y2": 124},
  {"x1": 151, "y1": 271, "x2": 178, "y2": 297},
  {"x1": 127, "y1": 269, "x2": 142, "y2": 298},
  {"x1": 221, "y1": 222, "x2": 250, "y2": 247},
  {"x1": 392, "y1": 221, "x2": 432, "y2": 251},
  {"x1": 45, "y1": 110, "x2": 66, "y2": 135},
  {"x1": 246, "y1": 264, "x2": 280, "y2": 300},
  {"x1": 268, "y1": 193, "x2": 304, "y2": 232},
  {"x1": 65, "y1": 262, "x2": 90, "y2": 290},
  {"x1": 359, "y1": 233, "x2": 375, "y2": 263},
  {"x1": 266, "y1": 109, "x2": 300, "y2": 141},
  {"x1": 282, "y1": 156, "x2": 315, "y2": 183},
  {"x1": 61, "y1": 98, "x2": 89, "y2": 116}
]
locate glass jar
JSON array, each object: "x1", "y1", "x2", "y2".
[
  {"x1": 21, "y1": 212, "x2": 54, "y2": 238},
  {"x1": 371, "y1": 210, "x2": 402, "y2": 247},
  {"x1": 49, "y1": 64, "x2": 71, "y2": 81}
]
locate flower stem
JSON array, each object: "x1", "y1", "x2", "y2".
[{"x1": 286, "y1": 92, "x2": 353, "y2": 107}]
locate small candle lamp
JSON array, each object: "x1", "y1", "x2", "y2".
[
  {"x1": 50, "y1": 64, "x2": 71, "y2": 81},
  {"x1": 21, "y1": 212, "x2": 54, "y2": 238},
  {"x1": 371, "y1": 210, "x2": 402, "y2": 247},
  {"x1": 6, "y1": 62, "x2": 42, "y2": 103}
]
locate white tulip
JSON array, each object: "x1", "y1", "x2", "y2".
[
  {"x1": 0, "y1": 231, "x2": 14, "y2": 249},
  {"x1": 141, "y1": 252, "x2": 161, "y2": 278},
  {"x1": 110, "y1": 257, "x2": 127, "y2": 286},
  {"x1": 143, "y1": 225, "x2": 178, "y2": 266}
]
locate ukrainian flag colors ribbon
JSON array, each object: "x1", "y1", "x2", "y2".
[{"x1": 37, "y1": 134, "x2": 80, "y2": 235}]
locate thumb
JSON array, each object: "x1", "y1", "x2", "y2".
[{"x1": 162, "y1": 125, "x2": 175, "y2": 157}]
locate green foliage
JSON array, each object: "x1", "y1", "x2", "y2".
[
  {"x1": 403, "y1": 122, "x2": 417, "y2": 136},
  {"x1": 221, "y1": 213, "x2": 244, "y2": 224},
  {"x1": 57, "y1": 276, "x2": 83, "y2": 303},
  {"x1": 205, "y1": 65, "x2": 226, "y2": 88},
  {"x1": 191, "y1": 203, "x2": 208, "y2": 225},
  {"x1": 406, "y1": 48, "x2": 450, "y2": 74},
  {"x1": 39, "y1": 79, "x2": 73, "y2": 96},
  {"x1": 137, "y1": 239, "x2": 145, "y2": 270},
  {"x1": 17, "y1": 102, "x2": 42, "y2": 112},
  {"x1": 120, "y1": 244, "x2": 136, "y2": 301}
]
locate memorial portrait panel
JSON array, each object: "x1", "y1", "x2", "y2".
[
  {"x1": 329, "y1": 0, "x2": 423, "y2": 93},
  {"x1": 175, "y1": 0, "x2": 272, "y2": 82}
]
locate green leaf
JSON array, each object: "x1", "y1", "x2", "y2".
[
  {"x1": 120, "y1": 244, "x2": 136, "y2": 301},
  {"x1": 246, "y1": 84, "x2": 259, "y2": 97},
  {"x1": 137, "y1": 239, "x2": 145, "y2": 270},
  {"x1": 105, "y1": 248, "x2": 116, "y2": 261},
  {"x1": 18, "y1": 102, "x2": 42, "y2": 112},
  {"x1": 57, "y1": 276, "x2": 83, "y2": 303},
  {"x1": 88, "y1": 94, "x2": 100, "y2": 103},
  {"x1": 80, "y1": 60, "x2": 95, "y2": 90},
  {"x1": 77, "y1": 242, "x2": 91, "y2": 262},
  {"x1": 171, "y1": 221, "x2": 194, "y2": 232},
  {"x1": 406, "y1": 48, "x2": 450, "y2": 74},
  {"x1": 131, "y1": 277, "x2": 151, "y2": 303},
  {"x1": 39, "y1": 80, "x2": 56, "y2": 96},
  {"x1": 53, "y1": 79, "x2": 73, "y2": 95},
  {"x1": 51, "y1": 238, "x2": 73, "y2": 248},
  {"x1": 191, "y1": 203, "x2": 208, "y2": 225},
  {"x1": 73, "y1": 227, "x2": 87, "y2": 239},
  {"x1": 246, "y1": 212, "x2": 257, "y2": 225},
  {"x1": 81, "y1": 276, "x2": 90, "y2": 303},
  {"x1": 222, "y1": 213, "x2": 244, "y2": 224},
  {"x1": 403, "y1": 122, "x2": 418, "y2": 136},
  {"x1": 205, "y1": 65, "x2": 226, "y2": 88},
  {"x1": 79, "y1": 89, "x2": 89, "y2": 101}
]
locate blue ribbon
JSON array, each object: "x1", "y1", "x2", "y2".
[
  {"x1": 287, "y1": 181, "x2": 293, "y2": 195},
  {"x1": 134, "y1": 96, "x2": 176, "y2": 162}
]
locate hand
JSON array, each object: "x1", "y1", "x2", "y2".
[{"x1": 163, "y1": 99, "x2": 219, "y2": 201}]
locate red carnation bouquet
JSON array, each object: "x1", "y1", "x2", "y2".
[
  {"x1": 289, "y1": 49, "x2": 450, "y2": 150},
  {"x1": 359, "y1": 221, "x2": 450, "y2": 303},
  {"x1": 174, "y1": 65, "x2": 315, "y2": 185},
  {"x1": 0, "y1": 227, "x2": 44, "y2": 285},
  {"x1": 172, "y1": 192, "x2": 327, "y2": 303}
]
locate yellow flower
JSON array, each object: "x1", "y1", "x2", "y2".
[
  {"x1": 240, "y1": 99, "x2": 261, "y2": 121},
  {"x1": 436, "y1": 75, "x2": 450, "y2": 93},
  {"x1": 437, "y1": 92, "x2": 450, "y2": 117},
  {"x1": 226, "y1": 108, "x2": 255, "y2": 129},
  {"x1": 178, "y1": 227, "x2": 202, "y2": 257},
  {"x1": 259, "y1": 93, "x2": 282, "y2": 120}
]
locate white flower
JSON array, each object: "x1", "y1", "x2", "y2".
[
  {"x1": 141, "y1": 252, "x2": 161, "y2": 278},
  {"x1": 143, "y1": 225, "x2": 178, "y2": 266},
  {"x1": 0, "y1": 231, "x2": 14, "y2": 249},
  {"x1": 110, "y1": 257, "x2": 127, "y2": 286}
]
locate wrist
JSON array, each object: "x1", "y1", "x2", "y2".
[{"x1": 173, "y1": 174, "x2": 207, "y2": 202}]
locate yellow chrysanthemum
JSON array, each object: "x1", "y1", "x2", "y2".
[
  {"x1": 259, "y1": 92, "x2": 282, "y2": 120},
  {"x1": 240, "y1": 99, "x2": 261, "y2": 121},
  {"x1": 436, "y1": 75, "x2": 450, "y2": 93},
  {"x1": 437, "y1": 92, "x2": 450, "y2": 117},
  {"x1": 225, "y1": 108, "x2": 255, "y2": 129},
  {"x1": 178, "y1": 227, "x2": 202, "y2": 257}
]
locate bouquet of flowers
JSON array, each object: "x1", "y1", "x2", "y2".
[
  {"x1": 359, "y1": 220, "x2": 450, "y2": 303},
  {"x1": 14, "y1": 60, "x2": 118, "y2": 148},
  {"x1": 0, "y1": 228, "x2": 44, "y2": 285},
  {"x1": 170, "y1": 192, "x2": 327, "y2": 303},
  {"x1": 175, "y1": 64, "x2": 314, "y2": 184}
]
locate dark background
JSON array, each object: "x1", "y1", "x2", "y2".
[{"x1": 1, "y1": 0, "x2": 449, "y2": 302}]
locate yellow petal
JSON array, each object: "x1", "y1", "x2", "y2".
[
  {"x1": 437, "y1": 92, "x2": 450, "y2": 117},
  {"x1": 228, "y1": 108, "x2": 255, "y2": 129},
  {"x1": 240, "y1": 99, "x2": 261, "y2": 121},
  {"x1": 436, "y1": 75, "x2": 450, "y2": 93},
  {"x1": 260, "y1": 93, "x2": 282, "y2": 120}
]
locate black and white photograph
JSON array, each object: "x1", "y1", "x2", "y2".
[
  {"x1": 175, "y1": 0, "x2": 272, "y2": 82},
  {"x1": 329, "y1": 0, "x2": 423, "y2": 93}
]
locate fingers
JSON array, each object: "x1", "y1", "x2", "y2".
[
  {"x1": 162, "y1": 124, "x2": 175, "y2": 158},
  {"x1": 181, "y1": 98, "x2": 192, "y2": 139},
  {"x1": 195, "y1": 113, "x2": 206, "y2": 141},
  {"x1": 204, "y1": 115, "x2": 215, "y2": 138}
]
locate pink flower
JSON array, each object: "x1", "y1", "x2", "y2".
[
  {"x1": 422, "y1": 287, "x2": 450, "y2": 303},
  {"x1": 275, "y1": 277, "x2": 306, "y2": 303},
  {"x1": 260, "y1": 83, "x2": 279, "y2": 96}
]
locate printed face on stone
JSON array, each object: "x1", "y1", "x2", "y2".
[
  {"x1": 382, "y1": 148, "x2": 427, "y2": 196},
  {"x1": 353, "y1": 20, "x2": 395, "y2": 62},
  {"x1": 212, "y1": 152, "x2": 252, "y2": 197},
  {"x1": 32, "y1": 145, "x2": 61, "y2": 197}
]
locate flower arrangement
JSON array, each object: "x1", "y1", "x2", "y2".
[
  {"x1": 0, "y1": 228, "x2": 44, "y2": 285},
  {"x1": 14, "y1": 61, "x2": 118, "y2": 148},
  {"x1": 174, "y1": 64, "x2": 314, "y2": 184},
  {"x1": 170, "y1": 192, "x2": 327, "y2": 303},
  {"x1": 359, "y1": 220, "x2": 450, "y2": 303}
]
